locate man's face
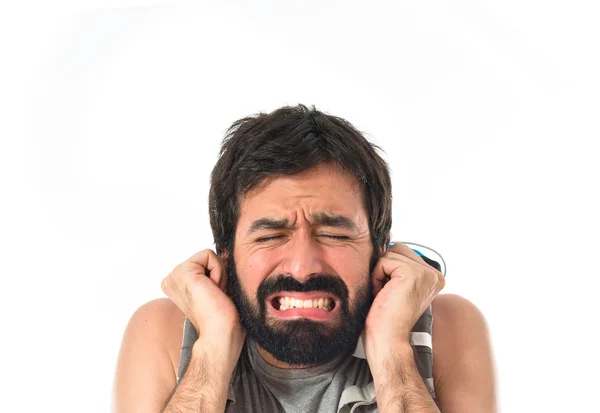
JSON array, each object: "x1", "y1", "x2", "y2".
[{"x1": 228, "y1": 163, "x2": 379, "y2": 366}]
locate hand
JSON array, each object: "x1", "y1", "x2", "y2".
[
  {"x1": 161, "y1": 249, "x2": 245, "y2": 351},
  {"x1": 364, "y1": 243, "x2": 445, "y2": 357}
]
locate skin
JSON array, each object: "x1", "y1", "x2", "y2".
[
  {"x1": 112, "y1": 163, "x2": 497, "y2": 413},
  {"x1": 231, "y1": 163, "x2": 375, "y2": 367}
]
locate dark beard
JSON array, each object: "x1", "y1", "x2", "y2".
[{"x1": 227, "y1": 254, "x2": 375, "y2": 366}]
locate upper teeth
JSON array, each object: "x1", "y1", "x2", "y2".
[{"x1": 277, "y1": 297, "x2": 333, "y2": 311}]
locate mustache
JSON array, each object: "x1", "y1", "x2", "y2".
[{"x1": 257, "y1": 273, "x2": 349, "y2": 303}]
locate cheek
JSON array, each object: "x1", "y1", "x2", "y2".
[
  {"x1": 238, "y1": 252, "x2": 274, "y2": 295},
  {"x1": 349, "y1": 274, "x2": 372, "y2": 303},
  {"x1": 328, "y1": 252, "x2": 371, "y2": 299}
]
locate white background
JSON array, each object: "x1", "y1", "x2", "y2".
[{"x1": 1, "y1": 1, "x2": 599, "y2": 412}]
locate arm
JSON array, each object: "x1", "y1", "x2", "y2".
[
  {"x1": 365, "y1": 243, "x2": 446, "y2": 412},
  {"x1": 431, "y1": 294, "x2": 497, "y2": 413},
  {"x1": 370, "y1": 344, "x2": 440, "y2": 413},
  {"x1": 111, "y1": 298, "x2": 234, "y2": 413},
  {"x1": 111, "y1": 298, "x2": 183, "y2": 413},
  {"x1": 369, "y1": 294, "x2": 497, "y2": 413},
  {"x1": 161, "y1": 341, "x2": 232, "y2": 413}
]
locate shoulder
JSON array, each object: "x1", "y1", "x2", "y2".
[
  {"x1": 431, "y1": 293, "x2": 487, "y2": 327},
  {"x1": 430, "y1": 293, "x2": 491, "y2": 364},
  {"x1": 430, "y1": 294, "x2": 497, "y2": 412},
  {"x1": 121, "y1": 297, "x2": 187, "y2": 375},
  {"x1": 112, "y1": 298, "x2": 187, "y2": 412}
]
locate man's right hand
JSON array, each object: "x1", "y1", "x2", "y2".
[{"x1": 160, "y1": 249, "x2": 246, "y2": 374}]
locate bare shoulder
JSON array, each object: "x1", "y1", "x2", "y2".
[
  {"x1": 431, "y1": 293, "x2": 491, "y2": 353},
  {"x1": 431, "y1": 294, "x2": 497, "y2": 413},
  {"x1": 431, "y1": 293, "x2": 487, "y2": 327},
  {"x1": 112, "y1": 298, "x2": 187, "y2": 413},
  {"x1": 125, "y1": 297, "x2": 187, "y2": 373}
]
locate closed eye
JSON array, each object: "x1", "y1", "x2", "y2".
[
  {"x1": 321, "y1": 235, "x2": 350, "y2": 240},
  {"x1": 256, "y1": 235, "x2": 284, "y2": 243},
  {"x1": 256, "y1": 234, "x2": 349, "y2": 243}
]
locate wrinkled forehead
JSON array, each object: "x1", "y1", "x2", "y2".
[{"x1": 236, "y1": 165, "x2": 367, "y2": 230}]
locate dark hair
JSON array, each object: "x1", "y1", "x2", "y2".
[{"x1": 209, "y1": 104, "x2": 392, "y2": 255}]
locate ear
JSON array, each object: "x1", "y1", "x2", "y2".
[
  {"x1": 382, "y1": 234, "x2": 391, "y2": 253},
  {"x1": 220, "y1": 249, "x2": 230, "y2": 271},
  {"x1": 380, "y1": 236, "x2": 391, "y2": 254},
  {"x1": 219, "y1": 248, "x2": 233, "y2": 295}
]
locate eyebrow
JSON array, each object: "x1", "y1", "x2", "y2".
[
  {"x1": 247, "y1": 218, "x2": 290, "y2": 236},
  {"x1": 246, "y1": 213, "x2": 358, "y2": 236},
  {"x1": 312, "y1": 212, "x2": 358, "y2": 232}
]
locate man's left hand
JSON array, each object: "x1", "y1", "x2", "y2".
[{"x1": 364, "y1": 243, "x2": 445, "y2": 360}]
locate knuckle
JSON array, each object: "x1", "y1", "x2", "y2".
[
  {"x1": 202, "y1": 248, "x2": 216, "y2": 259},
  {"x1": 180, "y1": 262, "x2": 193, "y2": 273},
  {"x1": 172, "y1": 264, "x2": 184, "y2": 276}
]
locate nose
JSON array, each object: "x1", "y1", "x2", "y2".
[{"x1": 280, "y1": 231, "x2": 326, "y2": 282}]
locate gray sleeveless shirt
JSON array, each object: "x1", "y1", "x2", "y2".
[{"x1": 176, "y1": 308, "x2": 436, "y2": 413}]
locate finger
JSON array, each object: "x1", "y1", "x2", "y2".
[
  {"x1": 161, "y1": 274, "x2": 184, "y2": 311},
  {"x1": 186, "y1": 249, "x2": 224, "y2": 287},
  {"x1": 374, "y1": 255, "x2": 416, "y2": 284},
  {"x1": 387, "y1": 246, "x2": 444, "y2": 280},
  {"x1": 372, "y1": 253, "x2": 440, "y2": 297},
  {"x1": 436, "y1": 270, "x2": 446, "y2": 293},
  {"x1": 371, "y1": 256, "x2": 399, "y2": 297},
  {"x1": 387, "y1": 243, "x2": 428, "y2": 265},
  {"x1": 372, "y1": 276, "x2": 386, "y2": 298},
  {"x1": 371, "y1": 257, "x2": 388, "y2": 287},
  {"x1": 161, "y1": 274, "x2": 172, "y2": 296}
]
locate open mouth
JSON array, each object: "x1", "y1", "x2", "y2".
[{"x1": 271, "y1": 295, "x2": 337, "y2": 312}]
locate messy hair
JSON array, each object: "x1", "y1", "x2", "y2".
[{"x1": 209, "y1": 104, "x2": 392, "y2": 255}]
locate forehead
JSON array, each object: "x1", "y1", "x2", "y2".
[{"x1": 237, "y1": 164, "x2": 367, "y2": 225}]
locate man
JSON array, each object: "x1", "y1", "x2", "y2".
[{"x1": 112, "y1": 105, "x2": 496, "y2": 413}]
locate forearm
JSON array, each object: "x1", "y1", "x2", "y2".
[
  {"x1": 161, "y1": 342, "x2": 233, "y2": 413},
  {"x1": 371, "y1": 343, "x2": 440, "y2": 413}
]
